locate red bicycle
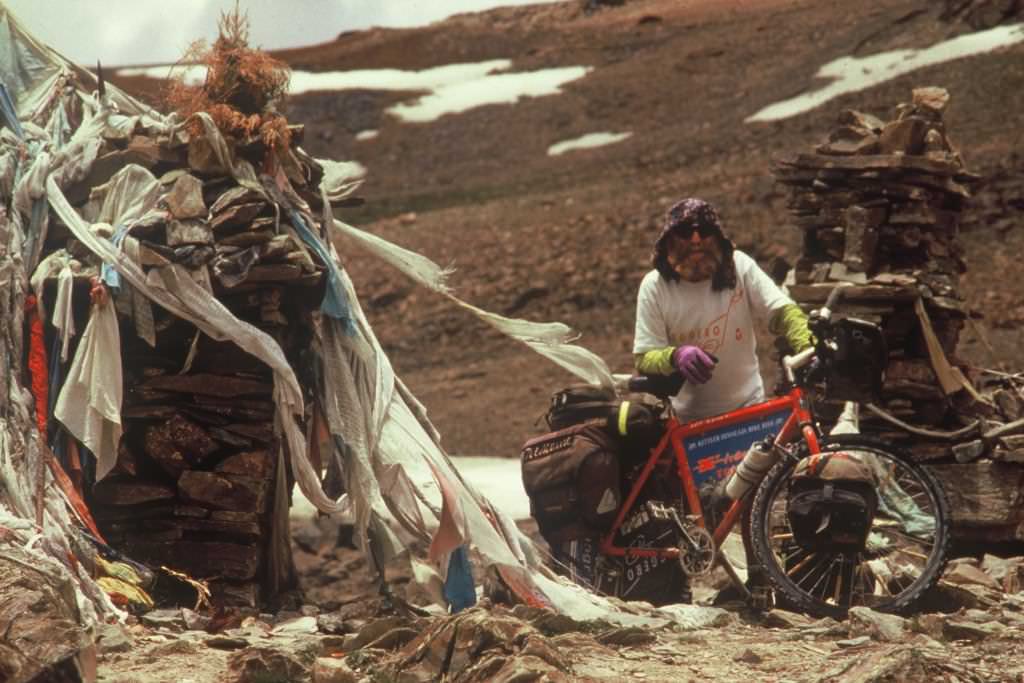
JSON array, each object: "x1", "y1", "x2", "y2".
[{"x1": 598, "y1": 288, "x2": 952, "y2": 618}]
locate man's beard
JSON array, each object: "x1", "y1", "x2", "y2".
[{"x1": 672, "y1": 248, "x2": 721, "y2": 282}]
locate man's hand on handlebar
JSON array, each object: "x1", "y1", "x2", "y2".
[
  {"x1": 806, "y1": 283, "x2": 851, "y2": 345},
  {"x1": 672, "y1": 345, "x2": 717, "y2": 384}
]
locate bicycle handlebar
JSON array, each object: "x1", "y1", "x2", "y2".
[
  {"x1": 815, "y1": 282, "x2": 851, "y2": 324},
  {"x1": 783, "y1": 283, "x2": 852, "y2": 385},
  {"x1": 627, "y1": 372, "x2": 685, "y2": 399},
  {"x1": 824, "y1": 282, "x2": 847, "y2": 312}
]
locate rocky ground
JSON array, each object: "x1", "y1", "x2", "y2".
[
  {"x1": 92, "y1": 0, "x2": 1024, "y2": 680},
  {"x1": 94, "y1": 510, "x2": 1024, "y2": 682},
  {"x1": 92, "y1": 599, "x2": 1024, "y2": 683}
]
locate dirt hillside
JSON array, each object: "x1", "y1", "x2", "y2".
[{"x1": 117, "y1": 0, "x2": 1024, "y2": 458}]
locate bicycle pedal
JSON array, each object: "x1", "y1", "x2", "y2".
[
  {"x1": 644, "y1": 501, "x2": 673, "y2": 519},
  {"x1": 747, "y1": 586, "x2": 774, "y2": 612}
]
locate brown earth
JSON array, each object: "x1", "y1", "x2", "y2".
[{"x1": 114, "y1": 0, "x2": 1024, "y2": 459}]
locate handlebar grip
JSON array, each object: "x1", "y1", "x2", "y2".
[
  {"x1": 627, "y1": 372, "x2": 685, "y2": 399},
  {"x1": 824, "y1": 285, "x2": 846, "y2": 312}
]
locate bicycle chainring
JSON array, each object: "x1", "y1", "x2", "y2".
[{"x1": 677, "y1": 523, "x2": 716, "y2": 576}]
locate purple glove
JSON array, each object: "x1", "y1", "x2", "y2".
[{"x1": 672, "y1": 345, "x2": 716, "y2": 384}]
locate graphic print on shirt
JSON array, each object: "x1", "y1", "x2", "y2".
[{"x1": 679, "y1": 288, "x2": 744, "y2": 355}]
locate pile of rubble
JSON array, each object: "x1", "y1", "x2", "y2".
[
  {"x1": 776, "y1": 87, "x2": 979, "y2": 431},
  {"x1": 91, "y1": 551, "x2": 1024, "y2": 682},
  {"x1": 774, "y1": 87, "x2": 1024, "y2": 539},
  {"x1": 8, "y1": 5, "x2": 618, "y2": 631},
  {"x1": 941, "y1": 0, "x2": 1023, "y2": 30}
]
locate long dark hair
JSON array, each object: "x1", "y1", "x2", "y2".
[{"x1": 651, "y1": 198, "x2": 737, "y2": 291}]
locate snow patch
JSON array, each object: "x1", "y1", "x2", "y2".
[
  {"x1": 118, "y1": 59, "x2": 592, "y2": 123},
  {"x1": 290, "y1": 60, "x2": 513, "y2": 95},
  {"x1": 747, "y1": 23, "x2": 1024, "y2": 122},
  {"x1": 387, "y1": 65, "x2": 590, "y2": 122},
  {"x1": 445, "y1": 456, "x2": 531, "y2": 520},
  {"x1": 548, "y1": 131, "x2": 632, "y2": 156},
  {"x1": 291, "y1": 455, "x2": 529, "y2": 521},
  {"x1": 356, "y1": 129, "x2": 379, "y2": 141},
  {"x1": 117, "y1": 64, "x2": 205, "y2": 86}
]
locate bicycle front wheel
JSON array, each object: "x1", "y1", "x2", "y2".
[{"x1": 749, "y1": 435, "x2": 951, "y2": 619}]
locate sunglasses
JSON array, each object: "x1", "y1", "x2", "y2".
[{"x1": 669, "y1": 223, "x2": 715, "y2": 240}]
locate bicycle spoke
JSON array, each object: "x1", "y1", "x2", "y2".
[
  {"x1": 780, "y1": 544, "x2": 807, "y2": 567},
  {"x1": 811, "y1": 557, "x2": 839, "y2": 601},
  {"x1": 857, "y1": 561, "x2": 880, "y2": 601},
  {"x1": 881, "y1": 528, "x2": 936, "y2": 550},
  {"x1": 894, "y1": 470, "x2": 924, "y2": 490},
  {"x1": 837, "y1": 557, "x2": 857, "y2": 608},
  {"x1": 787, "y1": 551, "x2": 818, "y2": 578},
  {"x1": 848, "y1": 554, "x2": 867, "y2": 606},
  {"x1": 893, "y1": 546, "x2": 929, "y2": 561},
  {"x1": 869, "y1": 563, "x2": 891, "y2": 597},
  {"x1": 750, "y1": 438, "x2": 950, "y2": 618},
  {"x1": 790, "y1": 553, "x2": 835, "y2": 601}
]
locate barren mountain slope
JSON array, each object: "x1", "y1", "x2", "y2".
[{"x1": 115, "y1": 0, "x2": 1024, "y2": 456}]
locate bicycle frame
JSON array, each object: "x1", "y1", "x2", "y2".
[{"x1": 599, "y1": 385, "x2": 822, "y2": 561}]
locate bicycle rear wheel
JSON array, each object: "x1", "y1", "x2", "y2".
[{"x1": 749, "y1": 435, "x2": 951, "y2": 619}]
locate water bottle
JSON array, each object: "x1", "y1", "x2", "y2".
[{"x1": 725, "y1": 438, "x2": 779, "y2": 500}]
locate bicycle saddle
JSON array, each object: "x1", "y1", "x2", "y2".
[{"x1": 627, "y1": 372, "x2": 685, "y2": 399}]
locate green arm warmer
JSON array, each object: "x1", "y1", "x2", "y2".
[
  {"x1": 770, "y1": 303, "x2": 814, "y2": 353},
  {"x1": 634, "y1": 347, "x2": 676, "y2": 375}
]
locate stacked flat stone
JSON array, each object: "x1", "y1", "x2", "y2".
[
  {"x1": 774, "y1": 87, "x2": 1024, "y2": 543},
  {"x1": 42, "y1": 122, "x2": 331, "y2": 608},
  {"x1": 775, "y1": 88, "x2": 978, "y2": 434}
]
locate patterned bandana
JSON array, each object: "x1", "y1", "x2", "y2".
[
  {"x1": 664, "y1": 198, "x2": 723, "y2": 238},
  {"x1": 654, "y1": 198, "x2": 725, "y2": 281}
]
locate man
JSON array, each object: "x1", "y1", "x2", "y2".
[
  {"x1": 634, "y1": 197, "x2": 812, "y2": 419},
  {"x1": 632, "y1": 197, "x2": 813, "y2": 607}
]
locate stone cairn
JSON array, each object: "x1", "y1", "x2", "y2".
[
  {"x1": 43, "y1": 122, "x2": 331, "y2": 608},
  {"x1": 773, "y1": 87, "x2": 1024, "y2": 540}
]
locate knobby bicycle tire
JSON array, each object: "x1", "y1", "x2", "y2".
[{"x1": 749, "y1": 434, "x2": 952, "y2": 619}]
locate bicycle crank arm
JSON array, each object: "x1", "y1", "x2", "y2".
[
  {"x1": 677, "y1": 527, "x2": 702, "y2": 552},
  {"x1": 646, "y1": 501, "x2": 696, "y2": 540},
  {"x1": 716, "y1": 553, "x2": 752, "y2": 601},
  {"x1": 646, "y1": 501, "x2": 717, "y2": 576}
]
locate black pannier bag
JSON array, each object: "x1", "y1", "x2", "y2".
[
  {"x1": 821, "y1": 317, "x2": 887, "y2": 402},
  {"x1": 786, "y1": 452, "x2": 878, "y2": 555},
  {"x1": 612, "y1": 478, "x2": 691, "y2": 606},
  {"x1": 547, "y1": 457, "x2": 691, "y2": 606},
  {"x1": 521, "y1": 423, "x2": 621, "y2": 544}
]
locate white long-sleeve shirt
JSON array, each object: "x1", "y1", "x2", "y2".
[{"x1": 633, "y1": 250, "x2": 793, "y2": 422}]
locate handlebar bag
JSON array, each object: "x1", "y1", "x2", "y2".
[
  {"x1": 545, "y1": 385, "x2": 662, "y2": 457},
  {"x1": 786, "y1": 452, "x2": 878, "y2": 555},
  {"x1": 545, "y1": 384, "x2": 618, "y2": 431},
  {"x1": 822, "y1": 318, "x2": 887, "y2": 402},
  {"x1": 521, "y1": 423, "x2": 621, "y2": 543}
]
